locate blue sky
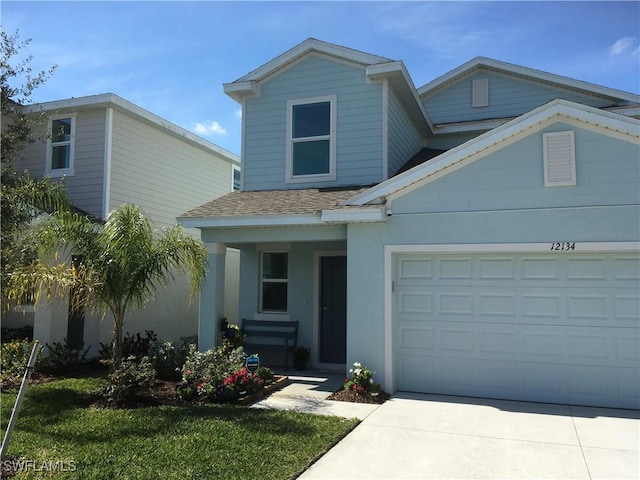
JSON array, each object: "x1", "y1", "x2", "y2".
[{"x1": 3, "y1": 1, "x2": 639, "y2": 155}]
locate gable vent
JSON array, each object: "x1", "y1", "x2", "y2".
[
  {"x1": 543, "y1": 131, "x2": 576, "y2": 187},
  {"x1": 472, "y1": 79, "x2": 489, "y2": 107}
]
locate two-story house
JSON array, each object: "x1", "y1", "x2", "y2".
[
  {"x1": 180, "y1": 39, "x2": 640, "y2": 409},
  {"x1": 8, "y1": 93, "x2": 240, "y2": 355}
]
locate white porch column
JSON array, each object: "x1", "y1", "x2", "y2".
[{"x1": 199, "y1": 243, "x2": 226, "y2": 351}]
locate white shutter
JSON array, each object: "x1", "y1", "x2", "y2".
[
  {"x1": 472, "y1": 79, "x2": 489, "y2": 107},
  {"x1": 543, "y1": 131, "x2": 576, "y2": 186}
]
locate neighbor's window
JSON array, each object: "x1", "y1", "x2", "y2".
[
  {"x1": 46, "y1": 115, "x2": 76, "y2": 176},
  {"x1": 260, "y1": 252, "x2": 288, "y2": 312},
  {"x1": 232, "y1": 165, "x2": 241, "y2": 191},
  {"x1": 286, "y1": 95, "x2": 336, "y2": 183}
]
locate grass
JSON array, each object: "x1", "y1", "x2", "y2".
[{"x1": 1, "y1": 377, "x2": 359, "y2": 479}]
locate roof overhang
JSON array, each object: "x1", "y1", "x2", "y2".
[
  {"x1": 179, "y1": 207, "x2": 385, "y2": 229},
  {"x1": 366, "y1": 61, "x2": 434, "y2": 136},
  {"x1": 418, "y1": 56, "x2": 640, "y2": 105},
  {"x1": 22, "y1": 94, "x2": 240, "y2": 164},
  {"x1": 345, "y1": 99, "x2": 640, "y2": 206}
]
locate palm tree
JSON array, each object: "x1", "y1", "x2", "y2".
[{"x1": 7, "y1": 203, "x2": 208, "y2": 367}]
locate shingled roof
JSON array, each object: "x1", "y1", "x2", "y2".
[{"x1": 180, "y1": 186, "x2": 376, "y2": 219}]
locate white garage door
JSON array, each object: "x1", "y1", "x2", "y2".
[{"x1": 394, "y1": 251, "x2": 640, "y2": 409}]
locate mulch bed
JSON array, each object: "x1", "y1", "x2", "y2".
[{"x1": 327, "y1": 388, "x2": 390, "y2": 404}]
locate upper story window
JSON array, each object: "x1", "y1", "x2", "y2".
[
  {"x1": 286, "y1": 95, "x2": 336, "y2": 183},
  {"x1": 46, "y1": 114, "x2": 76, "y2": 177},
  {"x1": 232, "y1": 165, "x2": 241, "y2": 191}
]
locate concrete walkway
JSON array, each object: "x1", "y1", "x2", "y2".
[{"x1": 252, "y1": 373, "x2": 640, "y2": 479}]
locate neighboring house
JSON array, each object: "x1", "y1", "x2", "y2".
[
  {"x1": 179, "y1": 39, "x2": 640, "y2": 409},
  {"x1": 7, "y1": 93, "x2": 240, "y2": 355}
]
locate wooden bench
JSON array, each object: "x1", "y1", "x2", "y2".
[{"x1": 241, "y1": 319, "x2": 298, "y2": 370}]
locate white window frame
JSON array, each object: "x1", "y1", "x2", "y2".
[
  {"x1": 232, "y1": 165, "x2": 241, "y2": 191},
  {"x1": 543, "y1": 130, "x2": 576, "y2": 187},
  {"x1": 259, "y1": 251, "x2": 289, "y2": 313},
  {"x1": 46, "y1": 113, "x2": 76, "y2": 177},
  {"x1": 285, "y1": 95, "x2": 337, "y2": 184}
]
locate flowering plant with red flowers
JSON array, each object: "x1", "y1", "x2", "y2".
[{"x1": 343, "y1": 361, "x2": 380, "y2": 395}]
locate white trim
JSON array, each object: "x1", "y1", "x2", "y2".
[
  {"x1": 383, "y1": 241, "x2": 640, "y2": 392},
  {"x1": 259, "y1": 250, "x2": 289, "y2": 314},
  {"x1": 102, "y1": 107, "x2": 113, "y2": 218},
  {"x1": 381, "y1": 79, "x2": 389, "y2": 180},
  {"x1": 240, "y1": 98, "x2": 246, "y2": 191},
  {"x1": 418, "y1": 56, "x2": 640, "y2": 104},
  {"x1": 205, "y1": 243, "x2": 227, "y2": 255},
  {"x1": 179, "y1": 213, "x2": 323, "y2": 229},
  {"x1": 385, "y1": 242, "x2": 640, "y2": 255},
  {"x1": 45, "y1": 113, "x2": 76, "y2": 177},
  {"x1": 345, "y1": 99, "x2": 640, "y2": 206},
  {"x1": 285, "y1": 95, "x2": 337, "y2": 184},
  {"x1": 313, "y1": 251, "x2": 348, "y2": 370},
  {"x1": 25, "y1": 93, "x2": 240, "y2": 165},
  {"x1": 233, "y1": 38, "x2": 391, "y2": 84},
  {"x1": 231, "y1": 164, "x2": 241, "y2": 191},
  {"x1": 321, "y1": 208, "x2": 386, "y2": 223}
]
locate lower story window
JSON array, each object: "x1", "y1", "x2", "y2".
[{"x1": 261, "y1": 252, "x2": 288, "y2": 312}]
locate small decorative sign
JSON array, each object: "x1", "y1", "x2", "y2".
[{"x1": 245, "y1": 354, "x2": 259, "y2": 373}]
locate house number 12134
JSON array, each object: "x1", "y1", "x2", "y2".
[{"x1": 550, "y1": 242, "x2": 576, "y2": 251}]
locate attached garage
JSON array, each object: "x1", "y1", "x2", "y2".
[{"x1": 393, "y1": 246, "x2": 640, "y2": 409}]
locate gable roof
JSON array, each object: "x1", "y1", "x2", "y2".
[
  {"x1": 345, "y1": 99, "x2": 640, "y2": 206},
  {"x1": 22, "y1": 94, "x2": 240, "y2": 164},
  {"x1": 418, "y1": 57, "x2": 640, "y2": 106},
  {"x1": 224, "y1": 38, "x2": 433, "y2": 135}
]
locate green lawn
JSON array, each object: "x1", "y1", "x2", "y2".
[{"x1": 1, "y1": 377, "x2": 359, "y2": 479}]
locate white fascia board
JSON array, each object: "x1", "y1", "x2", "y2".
[
  {"x1": 234, "y1": 38, "x2": 391, "y2": 84},
  {"x1": 346, "y1": 99, "x2": 640, "y2": 206},
  {"x1": 23, "y1": 94, "x2": 241, "y2": 165},
  {"x1": 434, "y1": 117, "x2": 514, "y2": 134},
  {"x1": 321, "y1": 207, "x2": 386, "y2": 223},
  {"x1": 223, "y1": 81, "x2": 260, "y2": 102},
  {"x1": 418, "y1": 57, "x2": 640, "y2": 104},
  {"x1": 367, "y1": 61, "x2": 435, "y2": 134},
  {"x1": 178, "y1": 213, "x2": 324, "y2": 229}
]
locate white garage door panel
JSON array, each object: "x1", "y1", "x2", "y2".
[{"x1": 395, "y1": 252, "x2": 640, "y2": 409}]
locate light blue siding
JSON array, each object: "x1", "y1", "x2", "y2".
[
  {"x1": 393, "y1": 123, "x2": 640, "y2": 214},
  {"x1": 243, "y1": 55, "x2": 384, "y2": 191},
  {"x1": 387, "y1": 87, "x2": 423, "y2": 177},
  {"x1": 423, "y1": 70, "x2": 619, "y2": 125},
  {"x1": 345, "y1": 125, "x2": 640, "y2": 390},
  {"x1": 233, "y1": 241, "x2": 347, "y2": 354}
]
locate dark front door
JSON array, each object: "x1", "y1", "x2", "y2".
[{"x1": 319, "y1": 256, "x2": 347, "y2": 364}]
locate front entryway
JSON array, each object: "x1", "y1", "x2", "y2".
[{"x1": 319, "y1": 256, "x2": 347, "y2": 364}]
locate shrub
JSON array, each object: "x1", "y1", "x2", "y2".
[
  {"x1": 179, "y1": 344, "x2": 245, "y2": 401},
  {"x1": 98, "y1": 330, "x2": 157, "y2": 361},
  {"x1": 104, "y1": 355, "x2": 156, "y2": 404},
  {"x1": 1, "y1": 326, "x2": 33, "y2": 344},
  {"x1": 0, "y1": 339, "x2": 41, "y2": 387},
  {"x1": 149, "y1": 335, "x2": 197, "y2": 380},
  {"x1": 42, "y1": 338, "x2": 90, "y2": 371},
  {"x1": 344, "y1": 362, "x2": 378, "y2": 395},
  {"x1": 256, "y1": 366, "x2": 275, "y2": 383}
]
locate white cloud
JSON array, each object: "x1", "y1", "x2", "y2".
[
  {"x1": 610, "y1": 37, "x2": 638, "y2": 56},
  {"x1": 235, "y1": 108, "x2": 242, "y2": 119},
  {"x1": 194, "y1": 120, "x2": 227, "y2": 135}
]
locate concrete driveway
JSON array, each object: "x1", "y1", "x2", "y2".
[{"x1": 299, "y1": 392, "x2": 639, "y2": 479}]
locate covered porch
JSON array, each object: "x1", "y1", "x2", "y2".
[{"x1": 178, "y1": 187, "x2": 385, "y2": 371}]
